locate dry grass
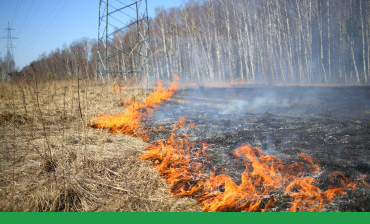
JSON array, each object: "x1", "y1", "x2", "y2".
[{"x1": 0, "y1": 77, "x2": 200, "y2": 212}]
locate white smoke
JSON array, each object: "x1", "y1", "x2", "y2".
[
  {"x1": 221, "y1": 100, "x2": 248, "y2": 114},
  {"x1": 221, "y1": 93, "x2": 293, "y2": 115}
]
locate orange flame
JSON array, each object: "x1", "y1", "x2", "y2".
[
  {"x1": 90, "y1": 75, "x2": 179, "y2": 138},
  {"x1": 91, "y1": 75, "x2": 361, "y2": 212},
  {"x1": 141, "y1": 119, "x2": 358, "y2": 212}
]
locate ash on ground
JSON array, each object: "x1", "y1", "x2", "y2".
[{"x1": 146, "y1": 86, "x2": 370, "y2": 212}]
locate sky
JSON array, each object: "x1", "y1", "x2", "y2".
[{"x1": 0, "y1": 0, "x2": 187, "y2": 69}]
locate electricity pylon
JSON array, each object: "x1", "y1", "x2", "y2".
[
  {"x1": 97, "y1": 0, "x2": 149, "y2": 80},
  {"x1": 2, "y1": 21, "x2": 17, "y2": 79}
]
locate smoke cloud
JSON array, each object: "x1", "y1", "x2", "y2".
[{"x1": 221, "y1": 91, "x2": 293, "y2": 115}]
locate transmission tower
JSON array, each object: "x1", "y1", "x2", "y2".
[
  {"x1": 97, "y1": 0, "x2": 149, "y2": 79},
  {"x1": 2, "y1": 21, "x2": 17, "y2": 79}
]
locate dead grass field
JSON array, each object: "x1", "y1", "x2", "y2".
[{"x1": 0, "y1": 78, "x2": 200, "y2": 212}]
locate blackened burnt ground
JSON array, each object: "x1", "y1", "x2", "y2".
[{"x1": 146, "y1": 86, "x2": 370, "y2": 211}]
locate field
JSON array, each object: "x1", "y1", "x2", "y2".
[
  {"x1": 0, "y1": 78, "x2": 199, "y2": 212},
  {"x1": 1, "y1": 77, "x2": 369, "y2": 212},
  {"x1": 1, "y1": 0, "x2": 368, "y2": 213}
]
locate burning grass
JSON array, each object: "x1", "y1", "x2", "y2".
[
  {"x1": 90, "y1": 75, "x2": 179, "y2": 139},
  {"x1": 141, "y1": 119, "x2": 359, "y2": 212},
  {"x1": 89, "y1": 78, "x2": 368, "y2": 212}
]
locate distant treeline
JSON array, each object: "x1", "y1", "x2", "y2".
[{"x1": 10, "y1": 0, "x2": 370, "y2": 85}]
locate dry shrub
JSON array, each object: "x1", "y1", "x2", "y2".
[
  {"x1": 0, "y1": 112, "x2": 32, "y2": 126},
  {"x1": 33, "y1": 188, "x2": 82, "y2": 212}
]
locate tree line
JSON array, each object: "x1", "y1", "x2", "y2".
[{"x1": 6, "y1": 0, "x2": 369, "y2": 85}]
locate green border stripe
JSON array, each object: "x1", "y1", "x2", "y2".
[
  {"x1": 1, "y1": 212, "x2": 369, "y2": 224},
  {"x1": 0, "y1": 212, "x2": 370, "y2": 224}
]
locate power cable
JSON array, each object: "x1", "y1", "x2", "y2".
[
  {"x1": 22, "y1": 0, "x2": 65, "y2": 48},
  {"x1": 17, "y1": 0, "x2": 44, "y2": 36},
  {"x1": 18, "y1": 0, "x2": 35, "y2": 36},
  {"x1": 11, "y1": 0, "x2": 22, "y2": 27},
  {"x1": 32, "y1": 0, "x2": 70, "y2": 42}
]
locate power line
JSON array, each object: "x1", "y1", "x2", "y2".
[
  {"x1": 18, "y1": 0, "x2": 35, "y2": 36},
  {"x1": 31, "y1": 0, "x2": 70, "y2": 43},
  {"x1": 11, "y1": 0, "x2": 22, "y2": 27},
  {"x1": 19, "y1": 0, "x2": 57, "y2": 45},
  {"x1": 22, "y1": 0, "x2": 68, "y2": 48},
  {"x1": 17, "y1": 0, "x2": 44, "y2": 36}
]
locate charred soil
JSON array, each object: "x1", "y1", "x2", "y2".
[{"x1": 146, "y1": 86, "x2": 370, "y2": 211}]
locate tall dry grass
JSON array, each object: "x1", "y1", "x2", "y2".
[{"x1": 0, "y1": 76, "x2": 199, "y2": 212}]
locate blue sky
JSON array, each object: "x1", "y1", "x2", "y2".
[{"x1": 0, "y1": 0, "x2": 187, "y2": 69}]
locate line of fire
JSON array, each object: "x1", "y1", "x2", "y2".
[
  {"x1": 90, "y1": 73, "x2": 370, "y2": 212},
  {"x1": 1, "y1": 0, "x2": 369, "y2": 212}
]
